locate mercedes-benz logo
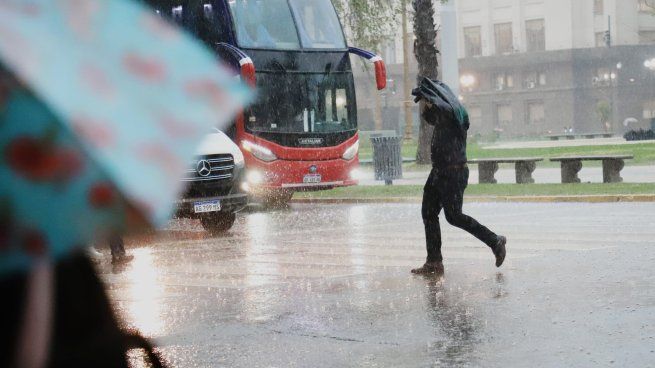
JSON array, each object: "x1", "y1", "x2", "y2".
[
  {"x1": 309, "y1": 165, "x2": 317, "y2": 173},
  {"x1": 196, "y1": 160, "x2": 211, "y2": 177}
]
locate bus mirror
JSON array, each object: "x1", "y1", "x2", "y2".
[
  {"x1": 216, "y1": 43, "x2": 256, "y2": 87},
  {"x1": 240, "y1": 57, "x2": 256, "y2": 87},
  {"x1": 372, "y1": 57, "x2": 387, "y2": 90},
  {"x1": 348, "y1": 47, "x2": 386, "y2": 90}
]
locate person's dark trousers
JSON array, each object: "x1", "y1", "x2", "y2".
[
  {"x1": 108, "y1": 234, "x2": 126, "y2": 260},
  {"x1": 422, "y1": 166, "x2": 499, "y2": 263}
]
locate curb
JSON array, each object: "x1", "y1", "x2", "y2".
[{"x1": 292, "y1": 194, "x2": 655, "y2": 204}]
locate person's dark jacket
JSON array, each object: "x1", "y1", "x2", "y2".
[{"x1": 413, "y1": 78, "x2": 469, "y2": 169}]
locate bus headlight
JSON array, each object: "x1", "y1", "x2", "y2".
[
  {"x1": 342, "y1": 139, "x2": 359, "y2": 160},
  {"x1": 242, "y1": 140, "x2": 277, "y2": 162}
]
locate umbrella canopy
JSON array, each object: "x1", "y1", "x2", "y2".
[{"x1": 0, "y1": 0, "x2": 252, "y2": 274}]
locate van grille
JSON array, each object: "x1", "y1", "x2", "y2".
[{"x1": 182, "y1": 154, "x2": 234, "y2": 182}]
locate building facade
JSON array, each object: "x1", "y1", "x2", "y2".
[{"x1": 354, "y1": 0, "x2": 655, "y2": 138}]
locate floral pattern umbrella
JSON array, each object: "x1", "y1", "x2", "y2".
[{"x1": 0, "y1": 0, "x2": 252, "y2": 274}]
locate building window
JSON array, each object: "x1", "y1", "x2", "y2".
[
  {"x1": 527, "y1": 101, "x2": 545, "y2": 125},
  {"x1": 496, "y1": 103, "x2": 513, "y2": 126},
  {"x1": 494, "y1": 73, "x2": 514, "y2": 90},
  {"x1": 526, "y1": 19, "x2": 545, "y2": 52},
  {"x1": 593, "y1": 67, "x2": 616, "y2": 86},
  {"x1": 638, "y1": 0, "x2": 655, "y2": 13},
  {"x1": 594, "y1": 0, "x2": 604, "y2": 15},
  {"x1": 460, "y1": 73, "x2": 478, "y2": 92},
  {"x1": 524, "y1": 72, "x2": 546, "y2": 89},
  {"x1": 494, "y1": 23, "x2": 514, "y2": 54},
  {"x1": 595, "y1": 32, "x2": 607, "y2": 47},
  {"x1": 639, "y1": 31, "x2": 655, "y2": 44},
  {"x1": 644, "y1": 100, "x2": 655, "y2": 119},
  {"x1": 468, "y1": 106, "x2": 482, "y2": 127},
  {"x1": 464, "y1": 26, "x2": 482, "y2": 57}
]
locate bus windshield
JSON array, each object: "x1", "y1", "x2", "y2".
[
  {"x1": 229, "y1": 0, "x2": 346, "y2": 50},
  {"x1": 246, "y1": 72, "x2": 355, "y2": 134}
]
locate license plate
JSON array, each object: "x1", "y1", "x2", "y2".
[
  {"x1": 193, "y1": 200, "x2": 221, "y2": 213},
  {"x1": 303, "y1": 174, "x2": 322, "y2": 184}
]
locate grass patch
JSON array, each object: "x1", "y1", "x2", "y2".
[
  {"x1": 358, "y1": 140, "x2": 655, "y2": 167},
  {"x1": 295, "y1": 183, "x2": 655, "y2": 199}
]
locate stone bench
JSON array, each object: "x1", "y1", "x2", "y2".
[
  {"x1": 579, "y1": 132, "x2": 614, "y2": 139},
  {"x1": 549, "y1": 155, "x2": 633, "y2": 183},
  {"x1": 467, "y1": 158, "x2": 544, "y2": 184},
  {"x1": 545, "y1": 133, "x2": 613, "y2": 141},
  {"x1": 546, "y1": 134, "x2": 576, "y2": 141}
]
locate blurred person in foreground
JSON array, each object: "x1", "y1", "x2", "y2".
[
  {"x1": 1, "y1": 0, "x2": 252, "y2": 365},
  {"x1": 411, "y1": 77, "x2": 507, "y2": 275},
  {"x1": 0, "y1": 252, "x2": 165, "y2": 368}
]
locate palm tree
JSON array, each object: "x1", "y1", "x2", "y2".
[{"x1": 412, "y1": 0, "x2": 440, "y2": 164}]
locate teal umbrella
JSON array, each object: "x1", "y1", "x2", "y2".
[{"x1": 0, "y1": 0, "x2": 252, "y2": 274}]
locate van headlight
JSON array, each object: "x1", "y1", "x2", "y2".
[
  {"x1": 242, "y1": 140, "x2": 277, "y2": 162},
  {"x1": 233, "y1": 148, "x2": 245, "y2": 167},
  {"x1": 342, "y1": 139, "x2": 359, "y2": 160}
]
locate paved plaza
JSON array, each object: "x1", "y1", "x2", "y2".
[{"x1": 96, "y1": 202, "x2": 655, "y2": 367}]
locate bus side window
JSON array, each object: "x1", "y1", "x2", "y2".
[
  {"x1": 195, "y1": 2, "x2": 229, "y2": 45},
  {"x1": 172, "y1": 5, "x2": 183, "y2": 25},
  {"x1": 151, "y1": 2, "x2": 228, "y2": 48}
]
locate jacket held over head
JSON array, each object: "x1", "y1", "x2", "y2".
[{"x1": 412, "y1": 77, "x2": 469, "y2": 169}]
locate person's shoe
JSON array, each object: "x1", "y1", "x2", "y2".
[
  {"x1": 411, "y1": 261, "x2": 444, "y2": 275},
  {"x1": 493, "y1": 236, "x2": 507, "y2": 268},
  {"x1": 112, "y1": 254, "x2": 134, "y2": 266}
]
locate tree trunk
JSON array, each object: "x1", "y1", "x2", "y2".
[{"x1": 412, "y1": 0, "x2": 440, "y2": 165}]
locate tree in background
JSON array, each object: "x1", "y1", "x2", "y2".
[
  {"x1": 332, "y1": 0, "x2": 400, "y2": 53},
  {"x1": 596, "y1": 100, "x2": 612, "y2": 132},
  {"x1": 332, "y1": 0, "x2": 400, "y2": 131},
  {"x1": 334, "y1": 0, "x2": 446, "y2": 150},
  {"x1": 412, "y1": 0, "x2": 442, "y2": 164},
  {"x1": 640, "y1": 0, "x2": 655, "y2": 15}
]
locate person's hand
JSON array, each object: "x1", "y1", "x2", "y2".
[{"x1": 411, "y1": 86, "x2": 424, "y2": 103}]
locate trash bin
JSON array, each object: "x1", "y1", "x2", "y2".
[{"x1": 370, "y1": 136, "x2": 403, "y2": 185}]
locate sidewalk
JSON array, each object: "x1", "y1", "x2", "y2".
[{"x1": 358, "y1": 165, "x2": 655, "y2": 186}]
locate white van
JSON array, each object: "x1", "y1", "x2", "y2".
[{"x1": 175, "y1": 129, "x2": 247, "y2": 234}]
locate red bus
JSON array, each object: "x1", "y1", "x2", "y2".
[{"x1": 151, "y1": 0, "x2": 386, "y2": 204}]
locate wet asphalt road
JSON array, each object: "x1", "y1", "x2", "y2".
[{"x1": 95, "y1": 202, "x2": 655, "y2": 368}]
